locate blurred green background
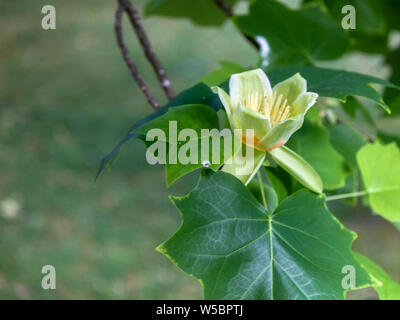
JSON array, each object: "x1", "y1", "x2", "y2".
[{"x1": 0, "y1": 0, "x2": 399, "y2": 299}]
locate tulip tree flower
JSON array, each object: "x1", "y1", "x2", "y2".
[
  {"x1": 211, "y1": 69, "x2": 323, "y2": 193},
  {"x1": 212, "y1": 68, "x2": 318, "y2": 151}
]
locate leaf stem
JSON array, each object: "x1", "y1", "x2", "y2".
[
  {"x1": 257, "y1": 171, "x2": 268, "y2": 210},
  {"x1": 326, "y1": 190, "x2": 369, "y2": 202}
]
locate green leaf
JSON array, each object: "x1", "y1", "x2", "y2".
[
  {"x1": 266, "y1": 66, "x2": 398, "y2": 114},
  {"x1": 319, "y1": 0, "x2": 386, "y2": 35},
  {"x1": 264, "y1": 168, "x2": 288, "y2": 203},
  {"x1": 200, "y1": 61, "x2": 246, "y2": 87},
  {"x1": 303, "y1": 0, "x2": 388, "y2": 54},
  {"x1": 328, "y1": 124, "x2": 366, "y2": 170},
  {"x1": 355, "y1": 253, "x2": 400, "y2": 300},
  {"x1": 268, "y1": 146, "x2": 323, "y2": 194},
  {"x1": 145, "y1": 0, "x2": 237, "y2": 26},
  {"x1": 159, "y1": 170, "x2": 373, "y2": 299},
  {"x1": 135, "y1": 104, "x2": 226, "y2": 186},
  {"x1": 247, "y1": 179, "x2": 278, "y2": 214},
  {"x1": 329, "y1": 124, "x2": 366, "y2": 169},
  {"x1": 96, "y1": 83, "x2": 221, "y2": 180},
  {"x1": 385, "y1": 44, "x2": 400, "y2": 107},
  {"x1": 287, "y1": 121, "x2": 347, "y2": 190},
  {"x1": 385, "y1": 0, "x2": 400, "y2": 31},
  {"x1": 305, "y1": 106, "x2": 322, "y2": 125},
  {"x1": 357, "y1": 142, "x2": 400, "y2": 222},
  {"x1": 337, "y1": 99, "x2": 377, "y2": 141},
  {"x1": 235, "y1": 1, "x2": 348, "y2": 66},
  {"x1": 143, "y1": 83, "x2": 223, "y2": 126}
]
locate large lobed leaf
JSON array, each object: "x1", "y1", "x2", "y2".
[
  {"x1": 311, "y1": 0, "x2": 386, "y2": 35},
  {"x1": 235, "y1": 0, "x2": 349, "y2": 66},
  {"x1": 266, "y1": 66, "x2": 398, "y2": 113},
  {"x1": 96, "y1": 83, "x2": 221, "y2": 180},
  {"x1": 159, "y1": 170, "x2": 373, "y2": 299},
  {"x1": 357, "y1": 142, "x2": 400, "y2": 223},
  {"x1": 135, "y1": 104, "x2": 227, "y2": 186}
]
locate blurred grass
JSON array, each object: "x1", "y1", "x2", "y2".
[
  {"x1": 0, "y1": 0, "x2": 256, "y2": 299},
  {"x1": 0, "y1": 0, "x2": 398, "y2": 299}
]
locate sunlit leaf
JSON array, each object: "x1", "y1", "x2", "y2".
[
  {"x1": 355, "y1": 253, "x2": 400, "y2": 300},
  {"x1": 357, "y1": 142, "x2": 400, "y2": 222}
]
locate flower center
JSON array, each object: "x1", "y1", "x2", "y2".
[
  {"x1": 242, "y1": 92, "x2": 292, "y2": 127},
  {"x1": 265, "y1": 92, "x2": 291, "y2": 127},
  {"x1": 242, "y1": 92, "x2": 263, "y2": 112}
]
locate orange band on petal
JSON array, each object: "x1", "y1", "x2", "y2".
[
  {"x1": 241, "y1": 134, "x2": 260, "y2": 148},
  {"x1": 267, "y1": 140, "x2": 287, "y2": 151}
]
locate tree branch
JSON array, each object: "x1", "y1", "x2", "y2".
[
  {"x1": 119, "y1": 0, "x2": 175, "y2": 99},
  {"x1": 213, "y1": 0, "x2": 259, "y2": 49},
  {"x1": 115, "y1": 4, "x2": 160, "y2": 109}
]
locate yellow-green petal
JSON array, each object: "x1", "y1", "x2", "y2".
[
  {"x1": 229, "y1": 68, "x2": 272, "y2": 107},
  {"x1": 211, "y1": 86, "x2": 232, "y2": 116},
  {"x1": 257, "y1": 114, "x2": 304, "y2": 151},
  {"x1": 212, "y1": 86, "x2": 236, "y2": 129},
  {"x1": 269, "y1": 146, "x2": 323, "y2": 194},
  {"x1": 231, "y1": 104, "x2": 271, "y2": 142},
  {"x1": 272, "y1": 73, "x2": 307, "y2": 106},
  {"x1": 291, "y1": 92, "x2": 318, "y2": 115}
]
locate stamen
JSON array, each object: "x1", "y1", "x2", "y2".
[
  {"x1": 274, "y1": 106, "x2": 285, "y2": 125},
  {"x1": 256, "y1": 93, "x2": 263, "y2": 112},
  {"x1": 272, "y1": 94, "x2": 283, "y2": 119},
  {"x1": 281, "y1": 106, "x2": 290, "y2": 121},
  {"x1": 276, "y1": 99, "x2": 288, "y2": 123},
  {"x1": 261, "y1": 95, "x2": 269, "y2": 115},
  {"x1": 253, "y1": 92, "x2": 259, "y2": 111}
]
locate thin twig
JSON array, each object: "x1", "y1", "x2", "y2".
[
  {"x1": 115, "y1": 4, "x2": 160, "y2": 110},
  {"x1": 213, "y1": 0, "x2": 259, "y2": 49},
  {"x1": 119, "y1": 0, "x2": 175, "y2": 99}
]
